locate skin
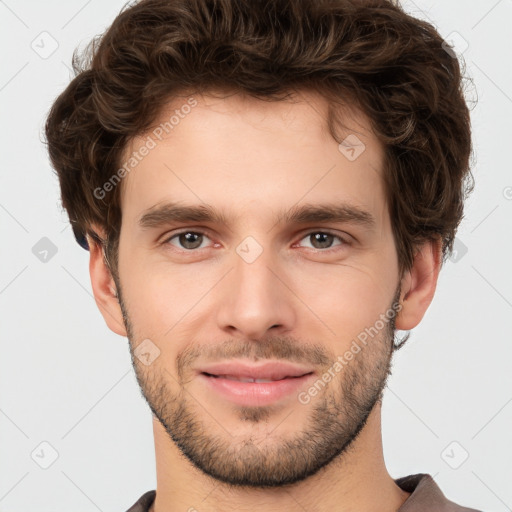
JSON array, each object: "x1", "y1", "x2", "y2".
[{"x1": 88, "y1": 88, "x2": 441, "y2": 512}]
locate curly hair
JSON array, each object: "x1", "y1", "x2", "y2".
[{"x1": 44, "y1": 0, "x2": 474, "y2": 291}]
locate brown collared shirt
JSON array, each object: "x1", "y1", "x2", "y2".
[{"x1": 125, "y1": 473, "x2": 483, "y2": 511}]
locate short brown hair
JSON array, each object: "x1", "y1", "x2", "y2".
[{"x1": 44, "y1": 0, "x2": 474, "y2": 283}]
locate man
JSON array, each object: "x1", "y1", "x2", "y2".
[{"x1": 45, "y1": 0, "x2": 480, "y2": 510}]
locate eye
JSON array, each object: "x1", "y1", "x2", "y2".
[
  {"x1": 161, "y1": 229, "x2": 349, "y2": 253},
  {"x1": 164, "y1": 230, "x2": 213, "y2": 250},
  {"x1": 296, "y1": 231, "x2": 348, "y2": 250}
]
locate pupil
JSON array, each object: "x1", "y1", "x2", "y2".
[
  {"x1": 312, "y1": 233, "x2": 332, "y2": 248},
  {"x1": 178, "y1": 233, "x2": 333, "y2": 250},
  {"x1": 180, "y1": 232, "x2": 202, "y2": 249}
]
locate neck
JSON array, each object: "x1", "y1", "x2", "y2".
[{"x1": 149, "y1": 402, "x2": 410, "y2": 512}]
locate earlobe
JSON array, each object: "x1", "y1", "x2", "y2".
[
  {"x1": 395, "y1": 237, "x2": 442, "y2": 331},
  {"x1": 88, "y1": 229, "x2": 127, "y2": 337}
]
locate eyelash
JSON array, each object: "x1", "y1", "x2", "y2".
[{"x1": 161, "y1": 229, "x2": 351, "y2": 253}]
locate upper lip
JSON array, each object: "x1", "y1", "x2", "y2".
[{"x1": 197, "y1": 360, "x2": 315, "y2": 380}]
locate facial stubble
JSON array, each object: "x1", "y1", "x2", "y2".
[{"x1": 114, "y1": 275, "x2": 401, "y2": 488}]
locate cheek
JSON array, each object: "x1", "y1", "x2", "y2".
[
  {"x1": 290, "y1": 258, "x2": 396, "y2": 341},
  {"x1": 122, "y1": 259, "x2": 220, "y2": 332},
  {"x1": 120, "y1": 240, "x2": 398, "y2": 345}
]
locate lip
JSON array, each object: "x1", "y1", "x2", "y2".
[
  {"x1": 197, "y1": 360, "x2": 314, "y2": 380},
  {"x1": 196, "y1": 360, "x2": 316, "y2": 406}
]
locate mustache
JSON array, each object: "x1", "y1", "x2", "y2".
[{"x1": 176, "y1": 336, "x2": 333, "y2": 380}]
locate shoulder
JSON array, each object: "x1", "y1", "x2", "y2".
[
  {"x1": 396, "y1": 473, "x2": 484, "y2": 512},
  {"x1": 124, "y1": 490, "x2": 156, "y2": 512}
]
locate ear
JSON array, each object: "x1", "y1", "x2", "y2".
[
  {"x1": 395, "y1": 236, "x2": 442, "y2": 331},
  {"x1": 88, "y1": 225, "x2": 127, "y2": 337}
]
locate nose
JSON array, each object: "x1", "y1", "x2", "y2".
[{"x1": 215, "y1": 246, "x2": 296, "y2": 340}]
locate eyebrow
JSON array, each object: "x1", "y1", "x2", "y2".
[{"x1": 138, "y1": 201, "x2": 376, "y2": 231}]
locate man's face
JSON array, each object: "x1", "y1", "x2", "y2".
[{"x1": 113, "y1": 89, "x2": 403, "y2": 487}]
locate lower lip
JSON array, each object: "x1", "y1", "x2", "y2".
[{"x1": 198, "y1": 372, "x2": 315, "y2": 406}]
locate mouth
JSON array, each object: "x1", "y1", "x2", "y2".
[
  {"x1": 201, "y1": 372, "x2": 313, "y2": 383},
  {"x1": 197, "y1": 360, "x2": 315, "y2": 381},
  {"x1": 196, "y1": 360, "x2": 316, "y2": 406}
]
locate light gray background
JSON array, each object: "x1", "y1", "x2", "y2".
[{"x1": 1, "y1": 0, "x2": 511, "y2": 511}]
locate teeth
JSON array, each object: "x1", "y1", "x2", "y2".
[{"x1": 218, "y1": 375, "x2": 276, "y2": 383}]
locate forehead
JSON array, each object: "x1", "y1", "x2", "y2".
[{"x1": 118, "y1": 88, "x2": 386, "y2": 227}]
